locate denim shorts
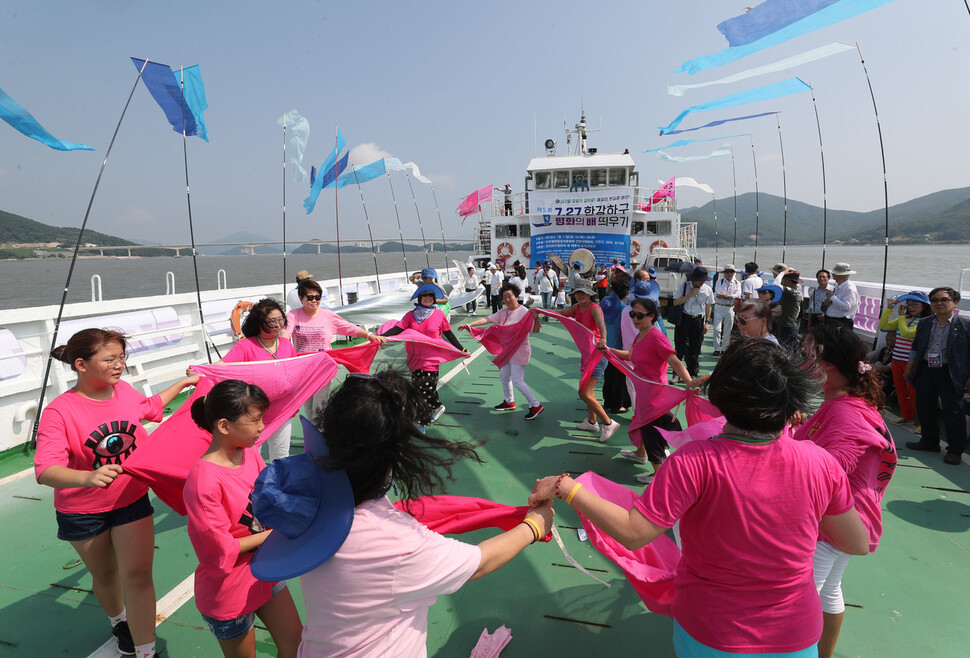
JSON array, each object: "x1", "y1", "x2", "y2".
[
  {"x1": 201, "y1": 582, "x2": 287, "y2": 642},
  {"x1": 591, "y1": 354, "x2": 608, "y2": 380},
  {"x1": 55, "y1": 494, "x2": 153, "y2": 541}
]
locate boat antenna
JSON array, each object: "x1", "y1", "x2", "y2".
[
  {"x1": 749, "y1": 135, "x2": 760, "y2": 261},
  {"x1": 179, "y1": 65, "x2": 217, "y2": 365},
  {"x1": 776, "y1": 113, "x2": 788, "y2": 262},
  {"x1": 403, "y1": 167, "x2": 431, "y2": 268},
  {"x1": 385, "y1": 169, "x2": 409, "y2": 275},
  {"x1": 806, "y1": 82, "x2": 829, "y2": 270},
  {"x1": 28, "y1": 59, "x2": 150, "y2": 452},
  {"x1": 349, "y1": 165, "x2": 383, "y2": 293},
  {"x1": 849, "y1": 49, "x2": 890, "y2": 343}
]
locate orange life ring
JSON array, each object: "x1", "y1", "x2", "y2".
[
  {"x1": 650, "y1": 239, "x2": 669, "y2": 253},
  {"x1": 630, "y1": 240, "x2": 641, "y2": 258},
  {"x1": 230, "y1": 300, "x2": 253, "y2": 338},
  {"x1": 521, "y1": 241, "x2": 531, "y2": 258},
  {"x1": 497, "y1": 242, "x2": 514, "y2": 258}
]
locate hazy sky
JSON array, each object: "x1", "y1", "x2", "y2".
[{"x1": 2, "y1": 0, "x2": 968, "y2": 245}]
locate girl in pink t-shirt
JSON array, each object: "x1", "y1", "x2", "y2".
[
  {"x1": 185, "y1": 379, "x2": 302, "y2": 658},
  {"x1": 603, "y1": 297, "x2": 692, "y2": 476},
  {"x1": 35, "y1": 328, "x2": 199, "y2": 658},
  {"x1": 796, "y1": 324, "x2": 896, "y2": 658},
  {"x1": 531, "y1": 339, "x2": 870, "y2": 656}
]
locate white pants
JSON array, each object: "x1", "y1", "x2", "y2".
[
  {"x1": 263, "y1": 421, "x2": 292, "y2": 462},
  {"x1": 813, "y1": 540, "x2": 852, "y2": 614},
  {"x1": 499, "y1": 362, "x2": 538, "y2": 407},
  {"x1": 712, "y1": 304, "x2": 734, "y2": 351}
]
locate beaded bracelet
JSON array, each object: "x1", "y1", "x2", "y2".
[
  {"x1": 564, "y1": 482, "x2": 583, "y2": 505},
  {"x1": 521, "y1": 518, "x2": 541, "y2": 544},
  {"x1": 553, "y1": 473, "x2": 569, "y2": 499}
]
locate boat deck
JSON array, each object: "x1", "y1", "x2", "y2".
[{"x1": 0, "y1": 321, "x2": 967, "y2": 657}]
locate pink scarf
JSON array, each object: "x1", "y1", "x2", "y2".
[{"x1": 463, "y1": 309, "x2": 535, "y2": 369}]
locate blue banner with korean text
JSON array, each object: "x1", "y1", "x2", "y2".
[{"x1": 529, "y1": 189, "x2": 633, "y2": 267}]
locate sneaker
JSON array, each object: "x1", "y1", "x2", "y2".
[
  {"x1": 494, "y1": 401, "x2": 516, "y2": 411},
  {"x1": 525, "y1": 404, "x2": 544, "y2": 420},
  {"x1": 914, "y1": 424, "x2": 922, "y2": 435},
  {"x1": 112, "y1": 621, "x2": 135, "y2": 655},
  {"x1": 889, "y1": 416, "x2": 913, "y2": 425},
  {"x1": 576, "y1": 419, "x2": 600, "y2": 432},
  {"x1": 943, "y1": 451, "x2": 963, "y2": 465},
  {"x1": 599, "y1": 420, "x2": 621, "y2": 443},
  {"x1": 636, "y1": 473, "x2": 655, "y2": 484},
  {"x1": 713, "y1": 350, "x2": 721, "y2": 357},
  {"x1": 431, "y1": 405, "x2": 446, "y2": 422},
  {"x1": 619, "y1": 449, "x2": 647, "y2": 464}
]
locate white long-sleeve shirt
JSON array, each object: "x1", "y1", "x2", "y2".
[{"x1": 825, "y1": 280, "x2": 860, "y2": 319}]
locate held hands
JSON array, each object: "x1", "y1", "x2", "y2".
[
  {"x1": 525, "y1": 500, "x2": 555, "y2": 538},
  {"x1": 85, "y1": 464, "x2": 123, "y2": 488},
  {"x1": 529, "y1": 474, "x2": 572, "y2": 506},
  {"x1": 182, "y1": 374, "x2": 201, "y2": 387},
  {"x1": 367, "y1": 332, "x2": 388, "y2": 344}
]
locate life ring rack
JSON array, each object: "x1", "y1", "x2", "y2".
[
  {"x1": 497, "y1": 242, "x2": 514, "y2": 259},
  {"x1": 650, "y1": 239, "x2": 669, "y2": 253},
  {"x1": 230, "y1": 300, "x2": 254, "y2": 338}
]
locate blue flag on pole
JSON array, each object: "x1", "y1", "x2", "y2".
[
  {"x1": 664, "y1": 112, "x2": 777, "y2": 136},
  {"x1": 333, "y1": 157, "x2": 405, "y2": 189},
  {"x1": 676, "y1": 0, "x2": 894, "y2": 74},
  {"x1": 131, "y1": 58, "x2": 208, "y2": 141},
  {"x1": 304, "y1": 129, "x2": 347, "y2": 214},
  {"x1": 0, "y1": 86, "x2": 94, "y2": 151},
  {"x1": 644, "y1": 135, "x2": 749, "y2": 153},
  {"x1": 658, "y1": 79, "x2": 808, "y2": 135}
]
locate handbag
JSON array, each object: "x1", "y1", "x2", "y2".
[{"x1": 666, "y1": 282, "x2": 687, "y2": 325}]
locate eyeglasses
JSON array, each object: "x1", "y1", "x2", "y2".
[
  {"x1": 264, "y1": 317, "x2": 285, "y2": 326},
  {"x1": 930, "y1": 297, "x2": 952, "y2": 303},
  {"x1": 628, "y1": 310, "x2": 653, "y2": 320},
  {"x1": 304, "y1": 295, "x2": 322, "y2": 301},
  {"x1": 98, "y1": 354, "x2": 128, "y2": 367},
  {"x1": 736, "y1": 315, "x2": 761, "y2": 325}
]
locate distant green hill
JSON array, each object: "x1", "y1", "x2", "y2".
[
  {"x1": 680, "y1": 186, "x2": 970, "y2": 246},
  {"x1": 0, "y1": 209, "x2": 136, "y2": 246}
]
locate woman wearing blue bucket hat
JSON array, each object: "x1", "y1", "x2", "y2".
[{"x1": 878, "y1": 290, "x2": 931, "y2": 427}]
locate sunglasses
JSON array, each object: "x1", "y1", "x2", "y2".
[
  {"x1": 304, "y1": 295, "x2": 322, "y2": 301},
  {"x1": 628, "y1": 310, "x2": 653, "y2": 320},
  {"x1": 930, "y1": 297, "x2": 952, "y2": 303},
  {"x1": 264, "y1": 318, "x2": 285, "y2": 326}
]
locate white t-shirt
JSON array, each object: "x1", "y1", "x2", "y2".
[
  {"x1": 490, "y1": 271, "x2": 503, "y2": 294},
  {"x1": 509, "y1": 275, "x2": 526, "y2": 300},
  {"x1": 299, "y1": 497, "x2": 481, "y2": 658},
  {"x1": 741, "y1": 274, "x2": 764, "y2": 299},
  {"x1": 537, "y1": 270, "x2": 555, "y2": 294},
  {"x1": 463, "y1": 273, "x2": 480, "y2": 291}
]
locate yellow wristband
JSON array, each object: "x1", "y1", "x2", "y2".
[
  {"x1": 564, "y1": 482, "x2": 583, "y2": 505},
  {"x1": 521, "y1": 518, "x2": 541, "y2": 543}
]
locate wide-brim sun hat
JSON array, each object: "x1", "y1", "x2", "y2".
[
  {"x1": 756, "y1": 284, "x2": 783, "y2": 303},
  {"x1": 686, "y1": 266, "x2": 711, "y2": 282},
  {"x1": 781, "y1": 270, "x2": 803, "y2": 284},
  {"x1": 251, "y1": 417, "x2": 355, "y2": 581},
  {"x1": 646, "y1": 267, "x2": 658, "y2": 277},
  {"x1": 572, "y1": 280, "x2": 596, "y2": 297},
  {"x1": 420, "y1": 268, "x2": 438, "y2": 279},
  {"x1": 295, "y1": 269, "x2": 313, "y2": 279},
  {"x1": 632, "y1": 280, "x2": 661, "y2": 303},
  {"x1": 830, "y1": 262, "x2": 856, "y2": 276},
  {"x1": 898, "y1": 290, "x2": 930, "y2": 305},
  {"x1": 411, "y1": 283, "x2": 444, "y2": 301},
  {"x1": 770, "y1": 262, "x2": 789, "y2": 274},
  {"x1": 722, "y1": 264, "x2": 737, "y2": 272}
]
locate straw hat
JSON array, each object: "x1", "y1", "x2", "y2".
[{"x1": 830, "y1": 262, "x2": 856, "y2": 276}]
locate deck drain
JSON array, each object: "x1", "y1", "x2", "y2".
[
  {"x1": 436, "y1": 423, "x2": 461, "y2": 428},
  {"x1": 0, "y1": 639, "x2": 18, "y2": 648},
  {"x1": 50, "y1": 583, "x2": 92, "y2": 593},
  {"x1": 461, "y1": 390, "x2": 487, "y2": 395},
  {"x1": 543, "y1": 614, "x2": 612, "y2": 629},
  {"x1": 12, "y1": 495, "x2": 41, "y2": 501},
  {"x1": 897, "y1": 464, "x2": 933, "y2": 470},
  {"x1": 505, "y1": 429, "x2": 519, "y2": 436},
  {"x1": 921, "y1": 486, "x2": 970, "y2": 495},
  {"x1": 469, "y1": 382, "x2": 491, "y2": 387},
  {"x1": 552, "y1": 562, "x2": 608, "y2": 574},
  {"x1": 448, "y1": 411, "x2": 472, "y2": 416},
  {"x1": 455, "y1": 400, "x2": 481, "y2": 405},
  {"x1": 568, "y1": 450, "x2": 604, "y2": 456}
]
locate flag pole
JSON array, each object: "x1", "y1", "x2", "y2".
[
  {"x1": 854, "y1": 43, "x2": 891, "y2": 338},
  {"x1": 712, "y1": 192, "x2": 718, "y2": 270},
  {"x1": 386, "y1": 170, "x2": 409, "y2": 275},
  {"x1": 730, "y1": 143, "x2": 738, "y2": 265},
  {"x1": 808, "y1": 85, "x2": 829, "y2": 270},
  {"x1": 351, "y1": 165, "x2": 383, "y2": 293},
  {"x1": 775, "y1": 113, "x2": 788, "y2": 262},
  {"x1": 27, "y1": 59, "x2": 150, "y2": 452},
  {"x1": 749, "y1": 135, "x2": 760, "y2": 262},
  {"x1": 403, "y1": 168, "x2": 431, "y2": 268},
  {"x1": 281, "y1": 114, "x2": 288, "y2": 302},
  {"x1": 333, "y1": 126, "x2": 345, "y2": 305},
  {"x1": 179, "y1": 66, "x2": 215, "y2": 364},
  {"x1": 429, "y1": 183, "x2": 451, "y2": 282}
]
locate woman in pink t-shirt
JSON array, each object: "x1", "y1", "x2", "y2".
[
  {"x1": 531, "y1": 339, "x2": 870, "y2": 656},
  {"x1": 460, "y1": 282, "x2": 543, "y2": 419},
  {"x1": 217, "y1": 298, "x2": 298, "y2": 462},
  {"x1": 185, "y1": 379, "x2": 302, "y2": 658},
  {"x1": 35, "y1": 328, "x2": 199, "y2": 658},
  {"x1": 602, "y1": 297, "x2": 692, "y2": 479},
  {"x1": 796, "y1": 324, "x2": 896, "y2": 658},
  {"x1": 381, "y1": 283, "x2": 466, "y2": 424},
  {"x1": 283, "y1": 279, "x2": 384, "y2": 421}
]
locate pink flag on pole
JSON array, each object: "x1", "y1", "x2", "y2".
[
  {"x1": 462, "y1": 310, "x2": 536, "y2": 369},
  {"x1": 457, "y1": 185, "x2": 493, "y2": 217},
  {"x1": 651, "y1": 177, "x2": 676, "y2": 205}
]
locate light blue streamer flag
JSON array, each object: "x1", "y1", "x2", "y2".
[
  {"x1": 0, "y1": 86, "x2": 94, "y2": 151},
  {"x1": 658, "y1": 79, "x2": 808, "y2": 135},
  {"x1": 676, "y1": 0, "x2": 894, "y2": 74},
  {"x1": 333, "y1": 157, "x2": 405, "y2": 189},
  {"x1": 664, "y1": 112, "x2": 776, "y2": 136},
  {"x1": 304, "y1": 129, "x2": 347, "y2": 214},
  {"x1": 131, "y1": 58, "x2": 208, "y2": 141},
  {"x1": 656, "y1": 146, "x2": 732, "y2": 163},
  {"x1": 277, "y1": 109, "x2": 310, "y2": 183},
  {"x1": 644, "y1": 134, "x2": 748, "y2": 153}
]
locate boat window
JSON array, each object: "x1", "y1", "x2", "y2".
[
  {"x1": 535, "y1": 171, "x2": 552, "y2": 189},
  {"x1": 647, "y1": 220, "x2": 671, "y2": 235},
  {"x1": 519, "y1": 224, "x2": 531, "y2": 238},
  {"x1": 496, "y1": 224, "x2": 518, "y2": 238},
  {"x1": 590, "y1": 169, "x2": 607, "y2": 187},
  {"x1": 571, "y1": 170, "x2": 588, "y2": 187},
  {"x1": 655, "y1": 258, "x2": 682, "y2": 268},
  {"x1": 609, "y1": 168, "x2": 627, "y2": 186},
  {"x1": 632, "y1": 221, "x2": 645, "y2": 236},
  {"x1": 553, "y1": 171, "x2": 570, "y2": 188}
]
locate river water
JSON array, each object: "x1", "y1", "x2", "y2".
[{"x1": 1, "y1": 244, "x2": 968, "y2": 309}]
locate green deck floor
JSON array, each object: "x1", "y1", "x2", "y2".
[{"x1": 1, "y1": 321, "x2": 968, "y2": 656}]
